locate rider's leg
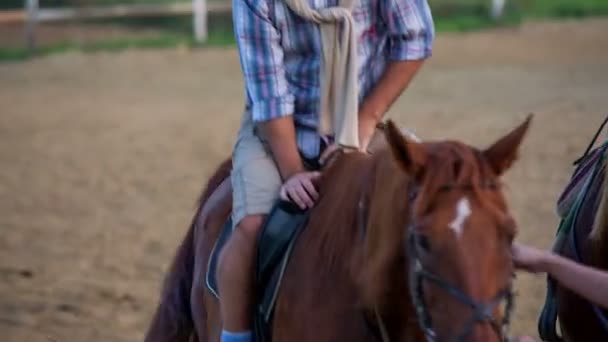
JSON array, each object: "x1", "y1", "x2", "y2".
[
  {"x1": 217, "y1": 215, "x2": 264, "y2": 334},
  {"x1": 217, "y1": 121, "x2": 282, "y2": 341}
]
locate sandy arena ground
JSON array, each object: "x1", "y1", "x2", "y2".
[{"x1": 1, "y1": 17, "x2": 608, "y2": 342}]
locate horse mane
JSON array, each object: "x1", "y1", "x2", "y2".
[
  {"x1": 355, "y1": 147, "x2": 411, "y2": 310},
  {"x1": 591, "y1": 154, "x2": 608, "y2": 267},
  {"x1": 301, "y1": 151, "x2": 376, "y2": 281}
]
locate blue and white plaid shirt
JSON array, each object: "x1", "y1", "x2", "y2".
[{"x1": 233, "y1": 0, "x2": 435, "y2": 158}]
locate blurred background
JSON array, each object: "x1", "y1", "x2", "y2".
[
  {"x1": 0, "y1": 0, "x2": 607, "y2": 341},
  {"x1": 0, "y1": 0, "x2": 607, "y2": 58}
]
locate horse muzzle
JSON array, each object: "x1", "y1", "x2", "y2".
[{"x1": 407, "y1": 235, "x2": 515, "y2": 342}]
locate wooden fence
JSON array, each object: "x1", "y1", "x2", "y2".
[
  {"x1": 1, "y1": 0, "x2": 506, "y2": 50},
  {"x1": 0, "y1": 0, "x2": 232, "y2": 49}
]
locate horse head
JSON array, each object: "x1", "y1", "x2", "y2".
[{"x1": 358, "y1": 115, "x2": 532, "y2": 341}]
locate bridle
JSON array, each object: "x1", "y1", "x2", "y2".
[
  {"x1": 407, "y1": 183, "x2": 515, "y2": 342},
  {"x1": 360, "y1": 181, "x2": 516, "y2": 342}
]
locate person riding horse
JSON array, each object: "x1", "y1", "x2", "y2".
[{"x1": 217, "y1": 0, "x2": 435, "y2": 341}]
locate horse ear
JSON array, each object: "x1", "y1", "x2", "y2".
[
  {"x1": 483, "y1": 114, "x2": 533, "y2": 176},
  {"x1": 385, "y1": 120, "x2": 427, "y2": 177}
]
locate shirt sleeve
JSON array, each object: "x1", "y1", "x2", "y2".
[
  {"x1": 232, "y1": 0, "x2": 294, "y2": 122},
  {"x1": 380, "y1": 0, "x2": 435, "y2": 61}
]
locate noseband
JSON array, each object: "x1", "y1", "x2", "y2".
[{"x1": 406, "y1": 183, "x2": 515, "y2": 342}]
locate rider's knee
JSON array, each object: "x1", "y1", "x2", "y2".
[
  {"x1": 217, "y1": 214, "x2": 265, "y2": 275},
  {"x1": 235, "y1": 215, "x2": 265, "y2": 240}
]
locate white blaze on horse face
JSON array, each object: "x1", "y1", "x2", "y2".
[
  {"x1": 449, "y1": 197, "x2": 472, "y2": 238},
  {"x1": 401, "y1": 128, "x2": 421, "y2": 143}
]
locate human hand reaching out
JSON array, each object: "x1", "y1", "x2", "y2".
[{"x1": 511, "y1": 242, "x2": 551, "y2": 274}]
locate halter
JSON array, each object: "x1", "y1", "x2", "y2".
[{"x1": 360, "y1": 181, "x2": 516, "y2": 342}]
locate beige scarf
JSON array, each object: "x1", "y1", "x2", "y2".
[{"x1": 282, "y1": 0, "x2": 360, "y2": 149}]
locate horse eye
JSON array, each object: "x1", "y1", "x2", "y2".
[{"x1": 417, "y1": 235, "x2": 431, "y2": 253}]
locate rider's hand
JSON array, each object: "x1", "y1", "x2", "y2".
[
  {"x1": 279, "y1": 171, "x2": 321, "y2": 210},
  {"x1": 511, "y1": 242, "x2": 551, "y2": 274}
]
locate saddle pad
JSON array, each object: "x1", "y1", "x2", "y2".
[
  {"x1": 539, "y1": 141, "x2": 608, "y2": 341},
  {"x1": 557, "y1": 144, "x2": 605, "y2": 218}
]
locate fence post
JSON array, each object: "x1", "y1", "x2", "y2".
[
  {"x1": 490, "y1": 0, "x2": 506, "y2": 20},
  {"x1": 193, "y1": 0, "x2": 207, "y2": 42},
  {"x1": 25, "y1": 0, "x2": 39, "y2": 50}
]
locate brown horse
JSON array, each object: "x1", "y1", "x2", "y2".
[
  {"x1": 145, "y1": 116, "x2": 532, "y2": 342},
  {"x1": 538, "y1": 117, "x2": 608, "y2": 341}
]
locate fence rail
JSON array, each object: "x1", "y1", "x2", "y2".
[
  {"x1": 0, "y1": 1, "x2": 233, "y2": 48},
  {"x1": 1, "y1": 0, "x2": 505, "y2": 49},
  {"x1": 0, "y1": 2, "x2": 231, "y2": 24}
]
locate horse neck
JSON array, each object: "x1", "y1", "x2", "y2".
[
  {"x1": 298, "y1": 152, "x2": 378, "y2": 284},
  {"x1": 356, "y1": 150, "x2": 411, "y2": 311}
]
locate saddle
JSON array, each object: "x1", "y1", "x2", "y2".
[{"x1": 538, "y1": 115, "x2": 608, "y2": 342}]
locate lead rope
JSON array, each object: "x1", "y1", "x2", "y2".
[
  {"x1": 374, "y1": 306, "x2": 391, "y2": 342},
  {"x1": 573, "y1": 114, "x2": 608, "y2": 166}
]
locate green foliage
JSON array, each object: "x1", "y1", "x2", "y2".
[
  {"x1": 518, "y1": 0, "x2": 608, "y2": 18},
  {"x1": 1, "y1": 0, "x2": 185, "y2": 10},
  {"x1": 1, "y1": 0, "x2": 607, "y2": 61}
]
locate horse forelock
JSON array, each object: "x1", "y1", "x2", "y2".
[
  {"x1": 419, "y1": 143, "x2": 482, "y2": 199},
  {"x1": 413, "y1": 141, "x2": 509, "y2": 227}
]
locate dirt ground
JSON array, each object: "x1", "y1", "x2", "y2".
[{"x1": 1, "y1": 17, "x2": 607, "y2": 342}]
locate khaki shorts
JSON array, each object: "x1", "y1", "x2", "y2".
[
  {"x1": 229, "y1": 113, "x2": 404, "y2": 228},
  {"x1": 230, "y1": 114, "x2": 282, "y2": 228}
]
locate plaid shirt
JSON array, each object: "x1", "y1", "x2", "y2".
[{"x1": 233, "y1": 0, "x2": 435, "y2": 158}]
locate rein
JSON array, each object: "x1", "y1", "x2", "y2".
[{"x1": 358, "y1": 180, "x2": 515, "y2": 342}]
